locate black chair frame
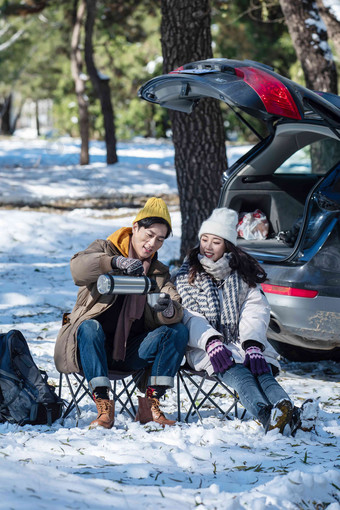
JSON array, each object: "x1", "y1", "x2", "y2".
[
  {"x1": 177, "y1": 366, "x2": 247, "y2": 423},
  {"x1": 59, "y1": 369, "x2": 144, "y2": 422}
]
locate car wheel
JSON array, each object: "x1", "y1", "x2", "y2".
[{"x1": 267, "y1": 338, "x2": 340, "y2": 362}]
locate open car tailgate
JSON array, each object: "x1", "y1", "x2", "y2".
[{"x1": 139, "y1": 58, "x2": 340, "y2": 127}]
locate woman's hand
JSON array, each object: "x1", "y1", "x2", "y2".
[
  {"x1": 206, "y1": 338, "x2": 234, "y2": 374},
  {"x1": 243, "y1": 345, "x2": 270, "y2": 376}
]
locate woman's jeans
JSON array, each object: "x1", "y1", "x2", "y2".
[
  {"x1": 77, "y1": 319, "x2": 188, "y2": 393},
  {"x1": 220, "y1": 363, "x2": 291, "y2": 421}
]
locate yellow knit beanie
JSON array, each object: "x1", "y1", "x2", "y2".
[{"x1": 133, "y1": 197, "x2": 172, "y2": 228}]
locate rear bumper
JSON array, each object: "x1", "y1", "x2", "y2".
[{"x1": 265, "y1": 293, "x2": 340, "y2": 350}]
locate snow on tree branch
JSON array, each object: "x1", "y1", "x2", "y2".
[
  {"x1": 321, "y1": 0, "x2": 340, "y2": 22},
  {"x1": 0, "y1": 27, "x2": 25, "y2": 52}
]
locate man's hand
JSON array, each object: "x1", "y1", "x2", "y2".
[
  {"x1": 243, "y1": 345, "x2": 270, "y2": 376},
  {"x1": 111, "y1": 256, "x2": 144, "y2": 276},
  {"x1": 152, "y1": 293, "x2": 174, "y2": 317}
]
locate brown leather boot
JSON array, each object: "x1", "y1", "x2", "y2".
[
  {"x1": 135, "y1": 396, "x2": 176, "y2": 426},
  {"x1": 266, "y1": 399, "x2": 293, "y2": 434},
  {"x1": 89, "y1": 398, "x2": 115, "y2": 429}
]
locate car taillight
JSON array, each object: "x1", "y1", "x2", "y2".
[
  {"x1": 235, "y1": 67, "x2": 302, "y2": 120},
  {"x1": 169, "y1": 66, "x2": 184, "y2": 74},
  {"x1": 261, "y1": 284, "x2": 318, "y2": 298}
]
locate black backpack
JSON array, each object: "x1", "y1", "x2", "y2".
[{"x1": 0, "y1": 329, "x2": 64, "y2": 426}]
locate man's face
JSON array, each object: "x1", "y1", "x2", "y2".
[{"x1": 131, "y1": 222, "x2": 168, "y2": 260}]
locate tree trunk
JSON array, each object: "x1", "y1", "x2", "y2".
[
  {"x1": 35, "y1": 100, "x2": 40, "y2": 136},
  {"x1": 161, "y1": 0, "x2": 227, "y2": 260},
  {"x1": 71, "y1": 0, "x2": 90, "y2": 165},
  {"x1": 10, "y1": 98, "x2": 23, "y2": 134},
  {"x1": 0, "y1": 94, "x2": 12, "y2": 135},
  {"x1": 279, "y1": 0, "x2": 337, "y2": 92},
  {"x1": 85, "y1": 0, "x2": 118, "y2": 164},
  {"x1": 317, "y1": 0, "x2": 340, "y2": 68},
  {"x1": 279, "y1": 0, "x2": 339, "y2": 175}
]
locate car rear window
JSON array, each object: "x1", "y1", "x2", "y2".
[{"x1": 275, "y1": 138, "x2": 340, "y2": 176}]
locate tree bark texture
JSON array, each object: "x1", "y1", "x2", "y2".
[
  {"x1": 161, "y1": 0, "x2": 227, "y2": 260},
  {"x1": 85, "y1": 0, "x2": 118, "y2": 164},
  {"x1": 71, "y1": 0, "x2": 90, "y2": 165},
  {"x1": 279, "y1": 0, "x2": 337, "y2": 93},
  {"x1": 317, "y1": 0, "x2": 340, "y2": 70}
]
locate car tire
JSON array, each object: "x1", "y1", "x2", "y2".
[{"x1": 267, "y1": 338, "x2": 340, "y2": 362}]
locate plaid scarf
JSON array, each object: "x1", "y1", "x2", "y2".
[{"x1": 175, "y1": 258, "x2": 248, "y2": 345}]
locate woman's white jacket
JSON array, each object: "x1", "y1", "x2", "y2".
[{"x1": 181, "y1": 285, "x2": 280, "y2": 375}]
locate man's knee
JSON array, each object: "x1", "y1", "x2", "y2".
[
  {"x1": 167, "y1": 323, "x2": 189, "y2": 351},
  {"x1": 77, "y1": 319, "x2": 105, "y2": 345},
  {"x1": 170, "y1": 322, "x2": 188, "y2": 336},
  {"x1": 154, "y1": 323, "x2": 188, "y2": 345}
]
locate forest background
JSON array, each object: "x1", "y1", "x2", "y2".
[
  {"x1": 1, "y1": 6, "x2": 340, "y2": 507},
  {"x1": 1, "y1": 0, "x2": 340, "y2": 256}
]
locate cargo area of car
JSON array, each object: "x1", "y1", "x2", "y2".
[
  {"x1": 227, "y1": 174, "x2": 320, "y2": 256},
  {"x1": 223, "y1": 187, "x2": 303, "y2": 260},
  {"x1": 219, "y1": 124, "x2": 337, "y2": 262}
]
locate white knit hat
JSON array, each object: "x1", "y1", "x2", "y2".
[{"x1": 198, "y1": 208, "x2": 238, "y2": 245}]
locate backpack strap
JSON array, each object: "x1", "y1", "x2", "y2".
[
  {"x1": 0, "y1": 368, "x2": 21, "y2": 382},
  {"x1": 46, "y1": 407, "x2": 52, "y2": 426}
]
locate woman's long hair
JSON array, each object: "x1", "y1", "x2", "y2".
[{"x1": 187, "y1": 241, "x2": 267, "y2": 287}]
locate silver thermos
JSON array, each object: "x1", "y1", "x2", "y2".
[{"x1": 97, "y1": 274, "x2": 157, "y2": 295}]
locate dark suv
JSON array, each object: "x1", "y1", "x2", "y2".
[{"x1": 139, "y1": 58, "x2": 340, "y2": 361}]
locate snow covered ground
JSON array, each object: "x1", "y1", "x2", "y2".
[
  {"x1": 0, "y1": 134, "x2": 339, "y2": 510},
  {"x1": 0, "y1": 132, "x2": 249, "y2": 206}
]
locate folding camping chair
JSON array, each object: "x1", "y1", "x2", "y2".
[
  {"x1": 58, "y1": 369, "x2": 144, "y2": 422},
  {"x1": 177, "y1": 364, "x2": 247, "y2": 423},
  {"x1": 57, "y1": 312, "x2": 145, "y2": 422}
]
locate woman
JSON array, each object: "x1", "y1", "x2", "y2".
[{"x1": 175, "y1": 207, "x2": 302, "y2": 433}]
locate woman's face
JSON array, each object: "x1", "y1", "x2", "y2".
[{"x1": 200, "y1": 234, "x2": 226, "y2": 262}]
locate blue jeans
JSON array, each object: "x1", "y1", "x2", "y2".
[
  {"x1": 220, "y1": 363, "x2": 291, "y2": 420},
  {"x1": 77, "y1": 319, "x2": 188, "y2": 392}
]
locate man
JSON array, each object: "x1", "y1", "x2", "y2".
[{"x1": 54, "y1": 197, "x2": 188, "y2": 429}]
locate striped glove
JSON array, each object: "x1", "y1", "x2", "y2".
[
  {"x1": 206, "y1": 338, "x2": 234, "y2": 374},
  {"x1": 243, "y1": 346, "x2": 270, "y2": 376}
]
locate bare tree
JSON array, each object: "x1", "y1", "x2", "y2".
[
  {"x1": 85, "y1": 0, "x2": 118, "y2": 164},
  {"x1": 71, "y1": 0, "x2": 89, "y2": 165},
  {"x1": 161, "y1": 0, "x2": 227, "y2": 260},
  {"x1": 279, "y1": 0, "x2": 337, "y2": 92}
]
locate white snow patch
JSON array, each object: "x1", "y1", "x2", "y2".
[{"x1": 0, "y1": 136, "x2": 339, "y2": 509}]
